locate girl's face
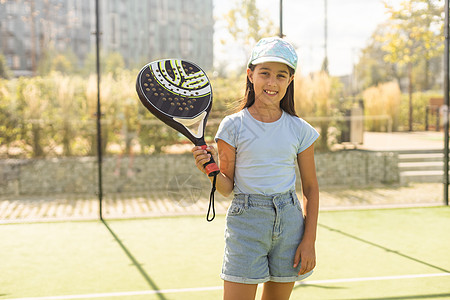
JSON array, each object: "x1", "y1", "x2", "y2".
[{"x1": 247, "y1": 62, "x2": 294, "y2": 109}]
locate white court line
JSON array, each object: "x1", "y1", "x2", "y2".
[
  {"x1": 4, "y1": 273, "x2": 450, "y2": 300},
  {"x1": 296, "y1": 272, "x2": 450, "y2": 285}
]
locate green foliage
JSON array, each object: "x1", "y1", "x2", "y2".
[
  {"x1": 104, "y1": 52, "x2": 125, "y2": 77},
  {"x1": 14, "y1": 76, "x2": 51, "y2": 157},
  {"x1": 209, "y1": 73, "x2": 246, "y2": 116},
  {"x1": 0, "y1": 69, "x2": 200, "y2": 158},
  {"x1": 294, "y1": 72, "x2": 343, "y2": 152},
  {"x1": 224, "y1": 0, "x2": 277, "y2": 46},
  {"x1": 398, "y1": 91, "x2": 442, "y2": 131},
  {"x1": 355, "y1": 24, "x2": 400, "y2": 90},
  {"x1": 51, "y1": 54, "x2": 75, "y2": 74},
  {"x1": 363, "y1": 81, "x2": 402, "y2": 131},
  {"x1": 381, "y1": 0, "x2": 443, "y2": 67},
  {"x1": 0, "y1": 53, "x2": 12, "y2": 79},
  {"x1": 80, "y1": 50, "x2": 128, "y2": 77},
  {"x1": 355, "y1": 0, "x2": 444, "y2": 131},
  {"x1": 0, "y1": 79, "x2": 21, "y2": 156},
  {"x1": 357, "y1": 0, "x2": 444, "y2": 92},
  {"x1": 37, "y1": 49, "x2": 127, "y2": 77},
  {"x1": 38, "y1": 49, "x2": 78, "y2": 75}
]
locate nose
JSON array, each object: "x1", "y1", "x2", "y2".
[{"x1": 267, "y1": 74, "x2": 277, "y2": 86}]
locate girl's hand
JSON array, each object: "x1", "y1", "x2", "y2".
[
  {"x1": 191, "y1": 145, "x2": 218, "y2": 175},
  {"x1": 293, "y1": 239, "x2": 316, "y2": 275}
]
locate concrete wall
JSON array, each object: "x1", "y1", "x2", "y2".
[{"x1": 0, "y1": 150, "x2": 399, "y2": 196}]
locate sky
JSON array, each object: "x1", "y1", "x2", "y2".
[{"x1": 213, "y1": 0, "x2": 403, "y2": 76}]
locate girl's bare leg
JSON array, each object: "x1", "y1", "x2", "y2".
[
  {"x1": 223, "y1": 281, "x2": 258, "y2": 300},
  {"x1": 261, "y1": 281, "x2": 295, "y2": 300}
]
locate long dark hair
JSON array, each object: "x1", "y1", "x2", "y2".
[{"x1": 237, "y1": 64, "x2": 297, "y2": 117}]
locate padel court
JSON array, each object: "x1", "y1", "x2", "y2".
[{"x1": 1, "y1": 207, "x2": 449, "y2": 300}]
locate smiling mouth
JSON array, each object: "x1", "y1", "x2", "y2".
[{"x1": 264, "y1": 90, "x2": 278, "y2": 95}]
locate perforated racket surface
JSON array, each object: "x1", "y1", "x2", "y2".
[{"x1": 136, "y1": 59, "x2": 213, "y2": 147}]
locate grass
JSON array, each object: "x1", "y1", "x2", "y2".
[{"x1": 0, "y1": 207, "x2": 449, "y2": 300}]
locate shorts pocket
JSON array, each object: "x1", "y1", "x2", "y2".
[
  {"x1": 293, "y1": 194, "x2": 303, "y2": 213},
  {"x1": 227, "y1": 202, "x2": 245, "y2": 216}
]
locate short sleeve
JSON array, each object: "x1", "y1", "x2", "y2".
[
  {"x1": 215, "y1": 116, "x2": 237, "y2": 148},
  {"x1": 297, "y1": 119, "x2": 320, "y2": 154}
]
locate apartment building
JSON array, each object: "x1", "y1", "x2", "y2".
[{"x1": 0, "y1": 0, "x2": 214, "y2": 76}]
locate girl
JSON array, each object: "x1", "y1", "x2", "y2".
[{"x1": 192, "y1": 37, "x2": 319, "y2": 300}]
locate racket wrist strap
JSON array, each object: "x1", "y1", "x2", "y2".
[{"x1": 207, "y1": 174, "x2": 217, "y2": 222}]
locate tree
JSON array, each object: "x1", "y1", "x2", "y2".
[
  {"x1": 82, "y1": 50, "x2": 126, "y2": 77},
  {"x1": 355, "y1": 24, "x2": 402, "y2": 90},
  {"x1": 0, "y1": 78, "x2": 21, "y2": 156},
  {"x1": 37, "y1": 49, "x2": 78, "y2": 75},
  {"x1": 379, "y1": 0, "x2": 444, "y2": 131},
  {"x1": 104, "y1": 52, "x2": 125, "y2": 77},
  {"x1": 15, "y1": 77, "x2": 53, "y2": 157},
  {"x1": 224, "y1": 0, "x2": 276, "y2": 44},
  {"x1": 222, "y1": 0, "x2": 277, "y2": 70}
]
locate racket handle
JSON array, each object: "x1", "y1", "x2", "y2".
[{"x1": 200, "y1": 145, "x2": 220, "y2": 177}]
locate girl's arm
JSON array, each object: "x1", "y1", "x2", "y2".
[
  {"x1": 192, "y1": 139, "x2": 235, "y2": 197},
  {"x1": 293, "y1": 143, "x2": 319, "y2": 275}
]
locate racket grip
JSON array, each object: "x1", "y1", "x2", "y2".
[{"x1": 200, "y1": 145, "x2": 220, "y2": 177}]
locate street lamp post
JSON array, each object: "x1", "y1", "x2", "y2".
[{"x1": 279, "y1": 0, "x2": 284, "y2": 38}]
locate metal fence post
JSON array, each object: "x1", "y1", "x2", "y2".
[{"x1": 95, "y1": 0, "x2": 104, "y2": 219}]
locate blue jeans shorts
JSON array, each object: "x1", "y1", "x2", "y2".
[{"x1": 221, "y1": 190, "x2": 314, "y2": 284}]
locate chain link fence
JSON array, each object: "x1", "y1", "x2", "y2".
[{"x1": 0, "y1": 1, "x2": 446, "y2": 223}]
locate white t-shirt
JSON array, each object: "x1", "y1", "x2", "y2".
[{"x1": 215, "y1": 108, "x2": 319, "y2": 195}]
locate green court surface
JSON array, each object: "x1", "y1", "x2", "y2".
[{"x1": 1, "y1": 207, "x2": 449, "y2": 300}]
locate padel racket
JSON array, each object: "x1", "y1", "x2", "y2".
[{"x1": 136, "y1": 59, "x2": 219, "y2": 221}]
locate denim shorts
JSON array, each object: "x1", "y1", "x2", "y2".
[{"x1": 221, "y1": 190, "x2": 314, "y2": 284}]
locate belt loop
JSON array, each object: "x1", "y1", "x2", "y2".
[
  {"x1": 291, "y1": 190, "x2": 297, "y2": 205},
  {"x1": 244, "y1": 194, "x2": 249, "y2": 209}
]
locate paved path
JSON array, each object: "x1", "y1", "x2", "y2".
[
  {"x1": 0, "y1": 183, "x2": 444, "y2": 223},
  {"x1": 359, "y1": 131, "x2": 443, "y2": 151}
]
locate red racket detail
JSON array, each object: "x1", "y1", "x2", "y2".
[{"x1": 200, "y1": 145, "x2": 220, "y2": 175}]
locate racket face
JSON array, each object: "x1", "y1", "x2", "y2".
[{"x1": 136, "y1": 59, "x2": 212, "y2": 145}]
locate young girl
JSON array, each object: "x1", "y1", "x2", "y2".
[{"x1": 192, "y1": 37, "x2": 319, "y2": 300}]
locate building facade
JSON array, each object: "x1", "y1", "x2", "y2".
[{"x1": 0, "y1": 0, "x2": 214, "y2": 76}]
